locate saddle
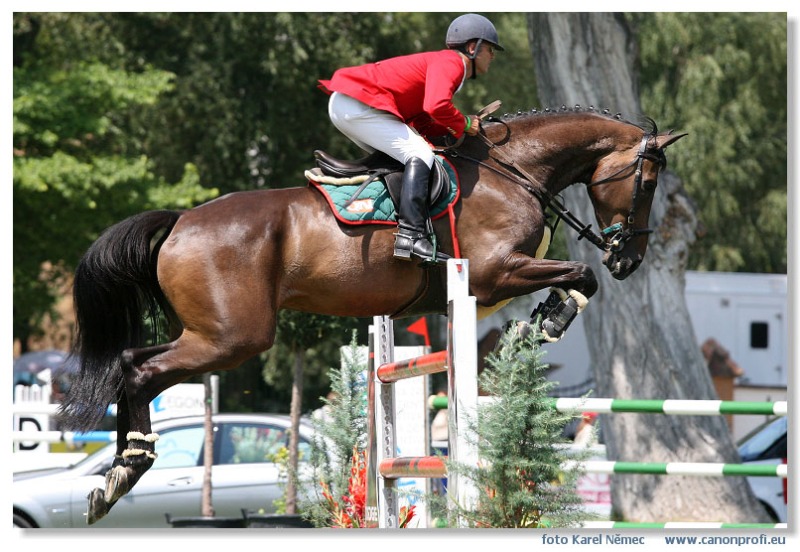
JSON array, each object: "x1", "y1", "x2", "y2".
[{"x1": 312, "y1": 150, "x2": 451, "y2": 209}]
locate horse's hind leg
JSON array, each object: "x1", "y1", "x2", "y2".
[
  {"x1": 86, "y1": 343, "x2": 172, "y2": 524},
  {"x1": 86, "y1": 328, "x2": 272, "y2": 524}
]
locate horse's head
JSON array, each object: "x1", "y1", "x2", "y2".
[{"x1": 587, "y1": 124, "x2": 686, "y2": 279}]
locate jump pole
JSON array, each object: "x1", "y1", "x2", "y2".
[
  {"x1": 366, "y1": 258, "x2": 479, "y2": 529},
  {"x1": 565, "y1": 460, "x2": 788, "y2": 478},
  {"x1": 584, "y1": 521, "x2": 788, "y2": 529},
  {"x1": 429, "y1": 396, "x2": 788, "y2": 417}
]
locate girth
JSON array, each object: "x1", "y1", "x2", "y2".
[{"x1": 313, "y1": 149, "x2": 450, "y2": 208}]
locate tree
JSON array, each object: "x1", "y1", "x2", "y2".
[
  {"x1": 450, "y1": 328, "x2": 588, "y2": 528},
  {"x1": 637, "y1": 13, "x2": 787, "y2": 274},
  {"x1": 303, "y1": 336, "x2": 369, "y2": 527},
  {"x1": 13, "y1": 13, "x2": 216, "y2": 350},
  {"x1": 273, "y1": 310, "x2": 357, "y2": 514},
  {"x1": 528, "y1": 12, "x2": 770, "y2": 523}
]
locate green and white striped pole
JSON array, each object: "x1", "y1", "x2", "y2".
[
  {"x1": 564, "y1": 460, "x2": 787, "y2": 478},
  {"x1": 548, "y1": 397, "x2": 787, "y2": 416},
  {"x1": 429, "y1": 396, "x2": 787, "y2": 417},
  {"x1": 584, "y1": 521, "x2": 787, "y2": 529}
]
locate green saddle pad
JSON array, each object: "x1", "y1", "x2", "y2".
[{"x1": 310, "y1": 156, "x2": 459, "y2": 226}]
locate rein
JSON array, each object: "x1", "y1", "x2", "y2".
[{"x1": 445, "y1": 126, "x2": 660, "y2": 253}]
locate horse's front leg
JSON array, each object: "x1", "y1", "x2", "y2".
[
  {"x1": 528, "y1": 286, "x2": 590, "y2": 342},
  {"x1": 472, "y1": 255, "x2": 598, "y2": 342}
]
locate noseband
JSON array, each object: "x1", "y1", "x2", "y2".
[{"x1": 447, "y1": 129, "x2": 664, "y2": 253}]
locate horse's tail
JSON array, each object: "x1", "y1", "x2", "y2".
[{"x1": 58, "y1": 210, "x2": 182, "y2": 432}]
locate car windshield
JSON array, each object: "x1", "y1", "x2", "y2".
[
  {"x1": 219, "y1": 423, "x2": 288, "y2": 464},
  {"x1": 737, "y1": 416, "x2": 787, "y2": 461}
]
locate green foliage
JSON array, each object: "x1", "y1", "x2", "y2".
[
  {"x1": 301, "y1": 335, "x2": 368, "y2": 526},
  {"x1": 258, "y1": 312, "x2": 363, "y2": 402},
  {"x1": 636, "y1": 13, "x2": 787, "y2": 273},
  {"x1": 268, "y1": 446, "x2": 291, "y2": 515},
  {"x1": 14, "y1": 62, "x2": 174, "y2": 157},
  {"x1": 12, "y1": 13, "x2": 217, "y2": 346},
  {"x1": 447, "y1": 326, "x2": 589, "y2": 528}
]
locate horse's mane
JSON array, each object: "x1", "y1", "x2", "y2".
[{"x1": 492, "y1": 104, "x2": 658, "y2": 134}]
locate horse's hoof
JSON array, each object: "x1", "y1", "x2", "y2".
[
  {"x1": 104, "y1": 464, "x2": 132, "y2": 504},
  {"x1": 514, "y1": 320, "x2": 533, "y2": 339},
  {"x1": 86, "y1": 487, "x2": 111, "y2": 525}
]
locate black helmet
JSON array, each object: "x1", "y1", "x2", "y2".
[{"x1": 446, "y1": 13, "x2": 504, "y2": 52}]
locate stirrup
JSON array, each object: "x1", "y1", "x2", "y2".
[{"x1": 393, "y1": 231, "x2": 450, "y2": 266}]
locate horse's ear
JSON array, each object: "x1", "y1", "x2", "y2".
[{"x1": 657, "y1": 132, "x2": 688, "y2": 149}]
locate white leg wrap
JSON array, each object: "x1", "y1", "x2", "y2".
[
  {"x1": 124, "y1": 432, "x2": 160, "y2": 460},
  {"x1": 550, "y1": 287, "x2": 568, "y2": 301},
  {"x1": 568, "y1": 289, "x2": 589, "y2": 313},
  {"x1": 127, "y1": 431, "x2": 160, "y2": 442},
  {"x1": 122, "y1": 448, "x2": 147, "y2": 458},
  {"x1": 121, "y1": 448, "x2": 158, "y2": 460}
]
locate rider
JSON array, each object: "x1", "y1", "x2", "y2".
[{"x1": 318, "y1": 13, "x2": 503, "y2": 262}]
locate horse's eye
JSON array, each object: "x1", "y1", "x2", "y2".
[{"x1": 642, "y1": 179, "x2": 657, "y2": 193}]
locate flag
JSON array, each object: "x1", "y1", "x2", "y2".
[{"x1": 407, "y1": 317, "x2": 431, "y2": 348}]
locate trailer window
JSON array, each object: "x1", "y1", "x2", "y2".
[{"x1": 750, "y1": 322, "x2": 769, "y2": 349}]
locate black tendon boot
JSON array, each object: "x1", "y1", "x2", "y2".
[
  {"x1": 394, "y1": 157, "x2": 450, "y2": 264},
  {"x1": 529, "y1": 288, "x2": 584, "y2": 342}
]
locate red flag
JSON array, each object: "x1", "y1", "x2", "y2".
[{"x1": 407, "y1": 317, "x2": 431, "y2": 347}]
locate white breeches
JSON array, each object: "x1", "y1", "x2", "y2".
[{"x1": 328, "y1": 92, "x2": 435, "y2": 168}]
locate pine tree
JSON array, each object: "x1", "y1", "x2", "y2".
[
  {"x1": 448, "y1": 326, "x2": 590, "y2": 528},
  {"x1": 301, "y1": 333, "x2": 368, "y2": 526}
]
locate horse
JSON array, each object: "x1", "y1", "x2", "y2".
[{"x1": 59, "y1": 106, "x2": 685, "y2": 523}]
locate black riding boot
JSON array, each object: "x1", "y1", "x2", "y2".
[{"x1": 394, "y1": 157, "x2": 450, "y2": 263}]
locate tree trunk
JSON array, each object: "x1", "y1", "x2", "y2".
[
  {"x1": 285, "y1": 346, "x2": 304, "y2": 514},
  {"x1": 527, "y1": 12, "x2": 769, "y2": 523},
  {"x1": 201, "y1": 372, "x2": 215, "y2": 517}
]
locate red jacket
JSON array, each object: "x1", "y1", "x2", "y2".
[{"x1": 319, "y1": 50, "x2": 468, "y2": 138}]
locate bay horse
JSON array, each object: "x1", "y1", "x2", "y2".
[{"x1": 59, "y1": 106, "x2": 684, "y2": 523}]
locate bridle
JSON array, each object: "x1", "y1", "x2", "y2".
[
  {"x1": 584, "y1": 133, "x2": 667, "y2": 252},
  {"x1": 442, "y1": 125, "x2": 665, "y2": 254}
]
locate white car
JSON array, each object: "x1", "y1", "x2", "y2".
[
  {"x1": 737, "y1": 416, "x2": 788, "y2": 522},
  {"x1": 13, "y1": 413, "x2": 315, "y2": 528}
]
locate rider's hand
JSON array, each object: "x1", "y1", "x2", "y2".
[{"x1": 464, "y1": 115, "x2": 480, "y2": 136}]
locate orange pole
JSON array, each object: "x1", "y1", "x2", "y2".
[
  {"x1": 379, "y1": 456, "x2": 447, "y2": 479},
  {"x1": 376, "y1": 350, "x2": 448, "y2": 383}
]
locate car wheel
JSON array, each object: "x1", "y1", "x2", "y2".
[{"x1": 13, "y1": 512, "x2": 35, "y2": 528}]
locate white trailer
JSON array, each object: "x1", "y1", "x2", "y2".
[{"x1": 683, "y1": 271, "x2": 787, "y2": 388}]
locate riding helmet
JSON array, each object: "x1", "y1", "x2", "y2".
[{"x1": 445, "y1": 13, "x2": 504, "y2": 51}]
